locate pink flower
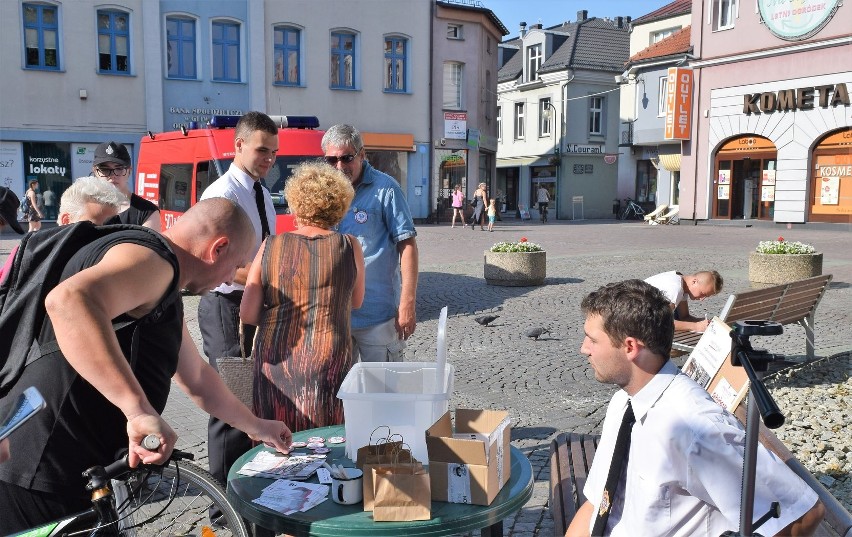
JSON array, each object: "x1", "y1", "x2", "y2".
[{"x1": 520, "y1": 237, "x2": 528, "y2": 242}]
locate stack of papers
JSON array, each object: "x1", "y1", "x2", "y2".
[
  {"x1": 237, "y1": 451, "x2": 325, "y2": 480},
  {"x1": 253, "y1": 479, "x2": 329, "y2": 514}
]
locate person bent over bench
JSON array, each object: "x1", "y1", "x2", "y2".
[
  {"x1": 566, "y1": 279, "x2": 823, "y2": 536},
  {"x1": 645, "y1": 270, "x2": 723, "y2": 333}
]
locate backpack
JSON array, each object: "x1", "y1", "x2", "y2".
[
  {"x1": 0, "y1": 222, "x2": 178, "y2": 397},
  {"x1": 20, "y1": 194, "x2": 30, "y2": 216}
]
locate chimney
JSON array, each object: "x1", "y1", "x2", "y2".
[
  {"x1": 616, "y1": 16, "x2": 624, "y2": 28},
  {"x1": 519, "y1": 21, "x2": 527, "y2": 37},
  {"x1": 576, "y1": 10, "x2": 588, "y2": 22},
  {"x1": 532, "y1": 23, "x2": 543, "y2": 29},
  {"x1": 626, "y1": 16, "x2": 632, "y2": 25}
]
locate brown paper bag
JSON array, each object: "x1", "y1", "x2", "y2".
[
  {"x1": 372, "y1": 462, "x2": 431, "y2": 522},
  {"x1": 357, "y1": 441, "x2": 414, "y2": 511}
]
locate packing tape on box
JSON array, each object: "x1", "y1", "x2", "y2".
[
  {"x1": 493, "y1": 415, "x2": 511, "y2": 485},
  {"x1": 447, "y1": 463, "x2": 472, "y2": 504}
]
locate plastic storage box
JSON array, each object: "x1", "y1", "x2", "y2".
[{"x1": 337, "y1": 362, "x2": 454, "y2": 463}]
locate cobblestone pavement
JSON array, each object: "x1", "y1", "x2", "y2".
[{"x1": 3, "y1": 219, "x2": 850, "y2": 536}]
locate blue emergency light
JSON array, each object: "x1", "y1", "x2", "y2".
[{"x1": 207, "y1": 115, "x2": 319, "y2": 129}]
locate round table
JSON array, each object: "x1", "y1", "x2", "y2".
[{"x1": 227, "y1": 425, "x2": 534, "y2": 536}]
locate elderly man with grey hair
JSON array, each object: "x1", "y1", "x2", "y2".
[
  {"x1": 58, "y1": 176, "x2": 124, "y2": 225},
  {"x1": 321, "y1": 124, "x2": 418, "y2": 363}
]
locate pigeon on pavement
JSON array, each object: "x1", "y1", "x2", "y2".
[
  {"x1": 525, "y1": 327, "x2": 550, "y2": 340},
  {"x1": 475, "y1": 314, "x2": 500, "y2": 326}
]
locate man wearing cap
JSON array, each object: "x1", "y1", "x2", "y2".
[
  {"x1": 196, "y1": 111, "x2": 278, "y2": 491},
  {"x1": 92, "y1": 141, "x2": 160, "y2": 230}
]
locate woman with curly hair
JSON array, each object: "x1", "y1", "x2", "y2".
[{"x1": 241, "y1": 161, "x2": 365, "y2": 431}]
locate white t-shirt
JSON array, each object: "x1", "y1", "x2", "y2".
[
  {"x1": 644, "y1": 271, "x2": 685, "y2": 306},
  {"x1": 537, "y1": 188, "x2": 550, "y2": 203},
  {"x1": 200, "y1": 163, "x2": 276, "y2": 294},
  {"x1": 584, "y1": 361, "x2": 818, "y2": 536}
]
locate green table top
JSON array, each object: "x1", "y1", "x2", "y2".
[{"x1": 227, "y1": 425, "x2": 534, "y2": 536}]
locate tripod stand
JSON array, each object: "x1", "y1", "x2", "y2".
[{"x1": 721, "y1": 320, "x2": 786, "y2": 537}]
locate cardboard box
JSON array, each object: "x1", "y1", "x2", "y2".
[{"x1": 425, "y1": 409, "x2": 511, "y2": 506}]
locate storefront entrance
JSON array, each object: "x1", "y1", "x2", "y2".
[
  {"x1": 809, "y1": 127, "x2": 852, "y2": 223},
  {"x1": 713, "y1": 135, "x2": 777, "y2": 220}
]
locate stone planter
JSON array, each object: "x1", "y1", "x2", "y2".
[
  {"x1": 748, "y1": 252, "x2": 823, "y2": 285},
  {"x1": 484, "y1": 250, "x2": 546, "y2": 286}
]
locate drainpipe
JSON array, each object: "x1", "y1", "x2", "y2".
[
  {"x1": 691, "y1": 0, "x2": 706, "y2": 225},
  {"x1": 428, "y1": 1, "x2": 435, "y2": 222}
]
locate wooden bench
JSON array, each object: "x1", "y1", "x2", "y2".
[
  {"x1": 549, "y1": 422, "x2": 852, "y2": 536},
  {"x1": 672, "y1": 274, "x2": 833, "y2": 361}
]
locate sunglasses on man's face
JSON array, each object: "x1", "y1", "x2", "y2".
[{"x1": 324, "y1": 154, "x2": 357, "y2": 165}]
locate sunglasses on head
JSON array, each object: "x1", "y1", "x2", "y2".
[{"x1": 324, "y1": 154, "x2": 357, "y2": 165}]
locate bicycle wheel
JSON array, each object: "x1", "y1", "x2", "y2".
[{"x1": 114, "y1": 460, "x2": 249, "y2": 537}]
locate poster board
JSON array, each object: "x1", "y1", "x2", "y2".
[
  {"x1": 681, "y1": 318, "x2": 749, "y2": 412},
  {"x1": 518, "y1": 204, "x2": 531, "y2": 220}
]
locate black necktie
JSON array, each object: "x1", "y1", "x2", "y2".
[
  {"x1": 593, "y1": 400, "x2": 635, "y2": 536},
  {"x1": 253, "y1": 181, "x2": 270, "y2": 239}
]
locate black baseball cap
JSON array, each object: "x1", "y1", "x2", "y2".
[
  {"x1": 93, "y1": 141, "x2": 131, "y2": 167},
  {"x1": 0, "y1": 187, "x2": 25, "y2": 234}
]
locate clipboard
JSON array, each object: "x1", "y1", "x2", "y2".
[{"x1": 681, "y1": 318, "x2": 749, "y2": 412}]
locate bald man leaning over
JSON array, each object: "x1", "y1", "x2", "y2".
[
  {"x1": 644, "y1": 270, "x2": 723, "y2": 332},
  {"x1": 0, "y1": 198, "x2": 293, "y2": 533}
]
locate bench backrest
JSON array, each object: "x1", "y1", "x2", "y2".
[{"x1": 723, "y1": 274, "x2": 832, "y2": 325}]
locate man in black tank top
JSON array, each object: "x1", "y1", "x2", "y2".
[
  {"x1": 92, "y1": 141, "x2": 161, "y2": 229},
  {"x1": 0, "y1": 198, "x2": 294, "y2": 533}
]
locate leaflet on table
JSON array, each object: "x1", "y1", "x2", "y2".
[
  {"x1": 252, "y1": 479, "x2": 329, "y2": 515},
  {"x1": 237, "y1": 450, "x2": 325, "y2": 480}
]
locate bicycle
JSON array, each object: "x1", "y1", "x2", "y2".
[
  {"x1": 618, "y1": 198, "x2": 645, "y2": 221},
  {"x1": 539, "y1": 202, "x2": 549, "y2": 223},
  {"x1": 17, "y1": 436, "x2": 248, "y2": 537}
]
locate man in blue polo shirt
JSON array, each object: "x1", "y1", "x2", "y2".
[{"x1": 322, "y1": 124, "x2": 418, "y2": 362}]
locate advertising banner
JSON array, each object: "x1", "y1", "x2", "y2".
[
  {"x1": 758, "y1": 0, "x2": 840, "y2": 41},
  {"x1": 664, "y1": 68, "x2": 693, "y2": 140},
  {"x1": 444, "y1": 112, "x2": 467, "y2": 140},
  {"x1": 0, "y1": 142, "x2": 25, "y2": 197},
  {"x1": 23, "y1": 142, "x2": 72, "y2": 194}
]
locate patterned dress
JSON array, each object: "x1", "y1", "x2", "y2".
[{"x1": 252, "y1": 232, "x2": 356, "y2": 431}]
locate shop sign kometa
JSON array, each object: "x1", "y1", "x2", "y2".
[
  {"x1": 743, "y1": 83, "x2": 850, "y2": 114},
  {"x1": 758, "y1": 0, "x2": 841, "y2": 41}
]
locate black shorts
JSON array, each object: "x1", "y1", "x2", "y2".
[{"x1": 538, "y1": 202, "x2": 548, "y2": 210}]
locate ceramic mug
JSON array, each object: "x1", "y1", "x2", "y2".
[{"x1": 331, "y1": 467, "x2": 363, "y2": 505}]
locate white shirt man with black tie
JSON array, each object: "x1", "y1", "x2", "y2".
[{"x1": 197, "y1": 111, "x2": 278, "y2": 490}]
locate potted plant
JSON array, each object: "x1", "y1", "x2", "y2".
[
  {"x1": 484, "y1": 237, "x2": 546, "y2": 286},
  {"x1": 748, "y1": 236, "x2": 822, "y2": 285}
]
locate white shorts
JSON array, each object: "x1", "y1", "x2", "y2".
[{"x1": 351, "y1": 318, "x2": 405, "y2": 362}]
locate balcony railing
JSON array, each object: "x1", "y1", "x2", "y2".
[{"x1": 619, "y1": 121, "x2": 634, "y2": 147}]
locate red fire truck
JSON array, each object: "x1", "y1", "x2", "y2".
[{"x1": 136, "y1": 115, "x2": 324, "y2": 231}]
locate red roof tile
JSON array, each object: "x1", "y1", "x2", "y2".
[
  {"x1": 631, "y1": 0, "x2": 691, "y2": 25},
  {"x1": 629, "y1": 25, "x2": 691, "y2": 63}
]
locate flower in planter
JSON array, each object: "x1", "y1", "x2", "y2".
[
  {"x1": 490, "y1": 238, "x2": 544, "y2": 253},
  {"x1": 755, "y1": 236, "x2": 815, "y2": 254}
]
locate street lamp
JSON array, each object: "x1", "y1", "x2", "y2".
[{"x1": 543, "y1": 101, "x2": 561, "y2": 161}]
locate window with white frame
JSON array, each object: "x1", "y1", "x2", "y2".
[
  {"x1": 212, "y1": 21, "x2": 240, "y2": 81},
  {"x1": 657, "y1": 76, "x2": 668, "y2": 117},
  {"x1": 497, "y1": 106, "x2": 502, "y2": 141},
  {"x1": 650, "y1": 26, "x2": 679, "y2": 45},
  {"x1": 384, "y1": 36, "x2": 407, "y2": 93},
  {"x1": 23, "y1": 3, "x2": 59, "y2": 70},
  {"x1": 274, "y1": 26, "x2": 300, "y2": 85},
  {"x1": 442, "y1": 62, "x2": 463, "y2": 109},
  {"x1": 589, "y1": 96, "x2": 604, "y2": 135},
  {"x1": 526, "y1": 44, "x2": 542, "y2": 82},
  {"x1": 514, "y1": 102, "x2": 525, "y2": 139},
  {"x1": 539, "y1": 98, "x2": 552, "y2": 137},
  {"x1": 447, "y1": 24, "x2": 463, "y2": 39},
  {"x1": 712, "y1": 0, "x2": 737, "y2": 31},
  {"x1": 330, "y1": 32, "x2": 356, "y2": 89},
  {"x1": 166, "y1": 16, "x2": 196, "y2": 79},
  {"x1": 97, "y1": 10, "x2": 129, "y2": 74}
]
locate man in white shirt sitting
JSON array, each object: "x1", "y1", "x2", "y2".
[{"x1": 567, "y1": 279, "x2": 824, "y2": 537}]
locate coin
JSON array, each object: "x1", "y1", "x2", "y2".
[{"x1": 327, "y1": 436, "x2": 345, "y2": 444}]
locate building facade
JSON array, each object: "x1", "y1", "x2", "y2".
[
  {"x1": 682, "y1": 0, "x2": 851, "y2": 223},
  {"x1": 432, "y1": 1, "x2": 507, "y2": 222},
  {"x1": 1, "y1": 0, "x2": 503, "y2": 223},
  {"x1": 496, "y1": 11, "x2": 629, "y2": 220},
  {"x1": 616, "y1": 0, "x2": 692, "y2": 212}
]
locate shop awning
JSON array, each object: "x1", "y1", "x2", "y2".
[
  {"x1": 361, "y1": 133, "x2": 415, "y2": 152},
  {"x1": 496, "y1": 156, "x2": 551, "y2": 168},
  {"x1": 658, "y1": 146, "x2": 682, "y2": 172}
]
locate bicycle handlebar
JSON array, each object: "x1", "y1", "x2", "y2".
[{"x1": 85, "y1": 434, "x2": 195, "y2": 488}]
